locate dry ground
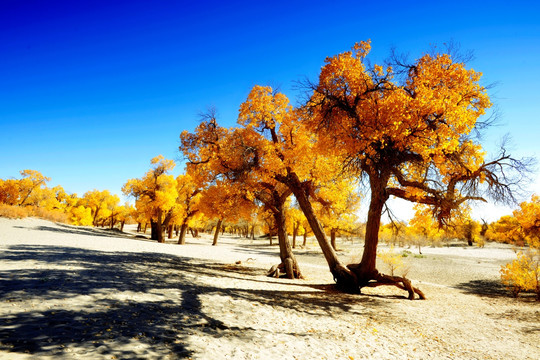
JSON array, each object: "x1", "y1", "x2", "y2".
[{"x1": 0, "y1": 218, "x2": 538, "y2": 359}]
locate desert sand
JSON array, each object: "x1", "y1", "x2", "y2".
[{"x1": 0, "y1": 217, "x2": 538, "y2": 359}]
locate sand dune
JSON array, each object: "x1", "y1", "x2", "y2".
[{"x1": 0, "y1": 218, "x2": 538, "y2": 359}]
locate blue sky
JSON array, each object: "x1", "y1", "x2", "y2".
[{"x1": 1, "y1": 0, "x2": 539, "y2": 221}]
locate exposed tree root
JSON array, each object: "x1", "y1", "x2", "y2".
[
  {"x1": 347, "y1": 264, "x2": 426, "y2": 300},
  {"x1": 266, "y1": 261, "x2": 303, "y2": 279},
  {"x1": 366, "y1": 272, "x2": 426, "y2": 300}
]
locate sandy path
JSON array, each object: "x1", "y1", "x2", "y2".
[{"x1": 0, "y1": 218, "x2": 538, "y2": 359}]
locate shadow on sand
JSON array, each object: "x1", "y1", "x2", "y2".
[{"x1": 0, "y1": 244, "x2": 384, "y2": 359}]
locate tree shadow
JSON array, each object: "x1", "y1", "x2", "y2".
[
  {"x1": 13, "y1": 223, "x2": 136, "y2": 240},
  {"x1": 454, "y1": 279, "x2": 510, "y2": 298},
  {"x1": 0, "y1": 244, "x2": 385, "y2": 358}
]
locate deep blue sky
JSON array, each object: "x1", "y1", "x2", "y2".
[{"x1": 1, "y1": 0, "x2": 539, "y2": 221}]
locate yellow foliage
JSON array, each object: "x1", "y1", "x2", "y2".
[
  {"x1": 377, "y1": 246, "x2": 406, "y2": 276},
  {"x1": 123, "y1": 156, "x2": 178, "y2": 225},
  {"x1": 69, "y1": 205, "x2": 94, "y2": 226},
  {"x1": 500, "y1": 250, "x2": 540, "y2": 299}
]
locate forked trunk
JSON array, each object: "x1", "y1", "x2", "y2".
[{"x1": 213, "y1": 219, "x2": 223, "y2": 246}]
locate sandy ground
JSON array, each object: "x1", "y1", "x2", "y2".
[{"x1": 0, "y1": 218, "x2": 538, "y2": 359}]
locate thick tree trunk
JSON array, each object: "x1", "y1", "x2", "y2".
[
  {"x1": 178, "y1": 222, "x2": 188, "y2": 245},
  {"x1": 152, "y1": 211, "x2": 164, "y2": 243},
  {"x1": 213, "y1": 219, "x2": 223, "y2": 246},
  {"x1": 137, "y1": 223, "x2": 141, "y2": 232},
  {"x1": 345, "y1": 174, "x2": 425, "y2": 299},
  {"x1": 285, "y1": 172, "x2": 357, "y2": 292},
  {"x1": 121, "y1": 221, "x2": 125, "y2": 232},
  {"x1": 168, "y1": 225, "x2": 173, "y2": 239},
  {"x1": 150, "y1": 220, "x2": 158, "y2": 241},
  {"x1": 348, "y1": 179, "x2": 386, "y2": 284}
]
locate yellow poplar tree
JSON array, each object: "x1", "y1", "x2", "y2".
[
  {"x1": 305, "y1": 40, "x2": 531, "y2": 297},
  {"x1": 123, "y1": 156, "x2": 178, "y2": 243}
]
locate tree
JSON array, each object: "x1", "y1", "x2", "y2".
[
  {"x1": 198, "y1": 181, "x2": 255, "y2": 245},
  {"x1": 123, "y1": 156, "x2": 178, "y2": 242},
  {"x1": 174, "y1": 173, "x2": 202, "y2": 245},
  {"x1": 180, "y1": 105, "x2": 306, "y2": 278},
  {"x1": 16, "y1": 170, "x2": 50, "y2": 206},
  {"x1": 305, "y1": 40, "x2": 532, "y2": 298},
  {"x1": 485, "y1": 215, "x2": 523, "y2": 245},
  {"x1": 82, "y1": 189, "x2": 118, "y2": 227},
  {"x1": 513, "y1": 194, "x2": 540, "y2": 248}
]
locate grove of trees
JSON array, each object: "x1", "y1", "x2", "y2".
[{"x1": 1, "y1": 40, "x2": 535, "y2": 299}]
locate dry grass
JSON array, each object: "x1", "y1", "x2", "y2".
[
  {"x1": 0, "y1": 204, "x2": 29, "y2": 219},
  {"x1": 0, "y1": 204, "x2": 68, "y2": 223}
]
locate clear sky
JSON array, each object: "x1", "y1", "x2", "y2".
[{"x1": 1, "y1": 0, "x2": 539, "y2": 222}]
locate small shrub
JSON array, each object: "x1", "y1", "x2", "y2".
[
  {"x1": 378, "y1": 246, "x2": 408, "y2": 276},
  {"x1": 500, "y1": 250, "x2": 540, "y2": 299}
]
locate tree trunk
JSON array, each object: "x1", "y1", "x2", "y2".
[
  {"x1": 349, "y1": 180, "x2": 386, "y2": 284},
  {"x1": 143, "y1": 223, "x2": 148, "y2": 233},
  {"x1": 292, "y1": 223, "x2": 298, "y2": 248},
  {"x1": 151, "y1": 211, "x2": 165, "y2": 243},
  {"x1": 285, "y1": 172, "x2": 356, "y2": 291},
  {"x1": 273, "y1": 198, "x2": 302, "y2": 279},
  {"x1": 168, "y1": 225, "x2": 173, "y2": 239},
  {"x1": 178, "y1": 222, "x2": 188, "y2": 245},
  {"x1": 250, "y1": 225, "x2": 255, "y2": 240},
  {"x1": 121, "y1": 221, "x2": 125, "y2": 232},
  {"x1": 330, "y1": 228, "x2": 337, "y2": 251},
  {"x1": 213, "y1": 219, "x2": 223, "y2": 246},
  {"x1": 137, "y1": 223, "x2": 141, "y2": 232},
  {"x1": 303, "y1": 230, "x2": 307, "y2": 247}
]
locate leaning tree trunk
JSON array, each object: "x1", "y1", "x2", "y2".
[
  {"x1": 177, "y1": 221, "x2": 188, "y2": 245},
  {"x1": 212, "y1": 219, "x2": 223, "y2": 246},
  {"x1": 284, "y1": 172, "x2": 357, "y2": 292}
]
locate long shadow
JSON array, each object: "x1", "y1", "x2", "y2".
[{"x1": 0, "y1": 244, "x2": 384, "y2": 358}]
